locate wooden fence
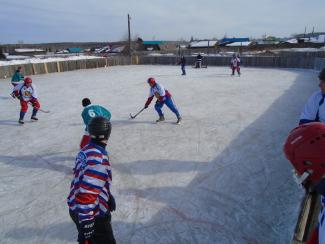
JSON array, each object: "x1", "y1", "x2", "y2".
[
  {"x1": 1, "y1": 55, "x2": 325, "y2": 80},
  {"x1": 0, "y1": 56, "x2": 139, "y2": 79}
]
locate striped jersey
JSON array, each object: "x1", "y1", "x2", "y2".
[{"x1": 67, "y1": 142, "x2": 112, "y2": 223}]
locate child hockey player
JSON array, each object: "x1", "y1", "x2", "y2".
[
  {"x1": 144, "y1": 77, "x2": 182, "y2": 124},
  {"x1": 11, "y1": 77, "x2": 40, "y2": 124}
]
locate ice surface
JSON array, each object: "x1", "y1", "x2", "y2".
[{"x1": 0, "y1": 65, "x2": 318, "y2": 243}]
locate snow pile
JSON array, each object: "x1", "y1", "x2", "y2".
[{"x1": 0, "y1": 55, "x2": 102, "y2": 66}]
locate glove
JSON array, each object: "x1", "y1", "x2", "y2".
[
  {"x1": 81, "y1": 220, "x2": 95, "y2": 240},
  {"x1": 144, "y1": 104, "x2": 148, "y2": 109},
  {"x1": 10, "y1": 92, "x2": 21, "y2": 99},
  {"x1": 108, "y1": 193, "x2": 116, "y2": 211}
]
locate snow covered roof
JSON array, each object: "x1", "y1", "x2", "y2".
[
  {"x1": 189, "y1": 40, "x2": 218, "y2": 48},
  {"x1": 14, "y1": 48, "x2": 45, "y2": 53},
  {"x1": 226, "y1": 41, "x2": 252, "y2": 47},
  {"x1": 0, "y1": 55, "x2": 101, "y2": 66},
  {"x1": 284, "y1": 39, "x2": 298, "y2": 44}
]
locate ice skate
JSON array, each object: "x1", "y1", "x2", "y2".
[
  {"x1": 156, "y1": 115, "x2": 165, "y2": 123},
  {"x1": 176, "y1": 116, "x2": 182, "y2": 124},
  {"x1": 31, "y1": 116, "x2": 38, "y2": 121},
  {"x1": 18, "y1": 119, "x2": 24, "y2": 124}
]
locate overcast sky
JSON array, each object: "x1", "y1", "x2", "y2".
[{"x1": 1, "y1": 0, "x2": 325, "y2": 44}]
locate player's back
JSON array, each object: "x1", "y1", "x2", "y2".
[{"x1": 82, "y1": 104, "x2": 111, "y2": 126}]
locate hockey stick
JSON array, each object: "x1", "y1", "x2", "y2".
[
  {"x1": 130, "y1": 108, "x2": 145, "y2": 119},
  {"x1": 9, "y1": 94, "x2": 50, "y2": 113}
]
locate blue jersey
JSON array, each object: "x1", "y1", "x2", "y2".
[{"x1": 82, "y1": 105, "x2": 111, "y2": 131}]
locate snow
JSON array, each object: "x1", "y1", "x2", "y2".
[
  {"x1": 14, "y1": 48, "x2": 45, "y2": 52},
  {"x1": 189, "y1": 41, "x2": 218, "y2": 48},
  {"x1": 226, "y1": 41, "x2": 252, "y2": 47},
  {"x1": 0, "y1": 55, "x2": 102, "y2": 66},
  {"x1": 0, "y1": 65, "x2": 316, "y2": 243}
]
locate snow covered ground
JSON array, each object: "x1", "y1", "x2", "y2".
[{"x1": 0, "y1": 65, "x2": 319, "y2": 243}]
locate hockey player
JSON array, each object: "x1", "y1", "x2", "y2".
[
  {"x1": 179, "y1": 56, "x2": 186, "y2": 75},
  {"x1": 299, "y1": 68, "x2": 325, "y2": 124},
  {"x1": 80, "y1": 98, "x2": 111, "y2": 149},
  {"x1": 11, "y1": 77, "x2": 40, "y2": 124},
  {"x1": 230, "y1": 53, "x2": 241, "y2": 76},
  {"x1": 68, "y1": 116, "x2": 116, "y2": 244},
  {"x1": 144, "y1": 77, "x2": 182, "y2": 124},
  {"x1": 195, "y1": 54, "x2": 202, "y2": 68},
  {"x1": 11, "y1": 66, "x2": 24, "y2": 86},
  {"x1": 284, "y1": 122, "x2": 325, "y2": 244}
]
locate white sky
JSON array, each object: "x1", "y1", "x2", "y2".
[{"x1": 0, "y1": 0, "x2": 325, "y2": 43}]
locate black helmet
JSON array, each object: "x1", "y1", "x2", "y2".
[
  {"x1": 88, "y1": 116, "x2": 111, "y2": 141},
  {"x1": 82, "y1": 98, "x2": 91, "y2": 107},
  {"x1": 319, "y1": 68, "x2": 325, "y2": 81}
]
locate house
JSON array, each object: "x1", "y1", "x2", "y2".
[
  {"x1": 67, "y1": 47, "x2": 83, "y2": 53},
  {"x1": 13, "y1": 48, "x2": 46, "y2": 56},
  {"x1": 218, "y1": 38, "x2": 250, "y2": 46},
  {"x1": 138, "y1": 40, "x2": 165, "y2": 51},
  {"x1": 188, "y1": 40, "x2": 218, "y2": 48}
]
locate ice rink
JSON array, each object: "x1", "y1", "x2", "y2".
[{"x1": 0, "y1": 65, "x2": 319, "y2": 243}]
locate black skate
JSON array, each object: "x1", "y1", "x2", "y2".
[
  {"x1": 18, "y1": 119, "x2": 24, "y2": 124},
  {"x1": 31, "y1": 116, "x2": 38, "y2": 121},
  {"x1": 176, "y1": 117, "x2": 182, "y2": 124},
  {"x1": 156, "y1": 115, "x2": 165, "y2": 123}
]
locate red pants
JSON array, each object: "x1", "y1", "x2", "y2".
[
  {"x1": 232, "y1": 66, "x2": 240, "y2": 75},
  {"x1": 20, "y1": 99, "x2": 40, "y2": 113},
  {"x1": 307, "y1": 227, "x2": 318, "y2": 244}
]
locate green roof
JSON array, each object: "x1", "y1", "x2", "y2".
[{"x1": 143, "y1": 41, "x2": 164, "y2": 45}]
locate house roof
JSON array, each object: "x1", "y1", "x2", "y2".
[
  {"x1": 189, "y1": 40, "x2": 218, "y2": 48},
  {"x1": 143, "y1": 41, "x2": 165, "y2": 45},
  {"x1": 226, "y1": 41, "x2": 252, "y2": 47},
  {"x1": 219, "y1": 38, "x2": 250, "y2": 45}
]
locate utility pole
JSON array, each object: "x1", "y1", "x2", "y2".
[{"x1": 128, "y1": 14, "x2": 131, "y2": 58}]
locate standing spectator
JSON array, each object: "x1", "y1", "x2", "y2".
[
  {"x1": 11, "y1": 77, "x2": 40, "y2": 124},
  {"x1": 179, "y1": 56, "x2": 186, "y2": 75},
  {"x1": 68, "y1": 116, "x2": 116, "y2": 244},
  {"x1": 230, "y1": 53, "x2": 241, "y2": 76},
  {"x1": 195, "y1": 53, "x2": 202, "y2": 68},
  {"x1": 80, "y1": 98, "x2": 111, "y2": 149},
  {"x1": 299, "y1": 68, "x2": 325, "y2": 124},
  {"x1": 11, "y1": 66, "x2": 24, "y2": 86}
]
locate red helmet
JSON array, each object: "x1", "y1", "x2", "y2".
[
  {"x1": 283, "y1": 122, "x2": 325, "y2": 186},
  {"x1": 147, "y1": 77, "x2": 156, "y2": 86},
  {"x1": 24, "y1": 77, "x2": 32, "y2": 84}
]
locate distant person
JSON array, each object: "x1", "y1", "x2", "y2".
[
  {"x1": 11, "y1": 77, "x2": 40, "y2": 124},
  {"x1": 299, "y1": 68, "x2": 325, "y2": 125},
  {"x1": 195, "y1": 54, "x2": 202, "y2": 68},
  {"x1": 179, "y1": 56, "x2": 186, "y2": 75},
  {"x1": 11, "y1": 66, "x2": 24, "y2": 86},
  {"x1": 144, "y1": 77, "x2": 182, "y2": 124},
  {"x1": 80, "y1": 98, "x2": 111, "y2": 149},
  {"x1": 68, "y1": 116, "x2": 116, "y2": 244},
  {"x1": 230, "y1": 53, "x2": 241, "y2": 76}
]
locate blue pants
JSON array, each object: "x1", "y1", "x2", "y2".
[
  {"x1": 155, "y1": 97, "x2": 180, "y2": 118},
  {"x1": 181, "y1": 65, "x2": 186, "y2": 75}
]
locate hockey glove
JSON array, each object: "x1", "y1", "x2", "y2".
[
  {"x1": 108, "y1": 193, "x2": 116, "y2": 212},
  {"x1": 11, "y1": 92, "x2": 21, "y2": 100},
  {"x1": 144, "y1": 105, "x2": 148, "y2": 109},
  {"x1": 81, "y1": 220, "x2": 95, "y2": 240}
]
